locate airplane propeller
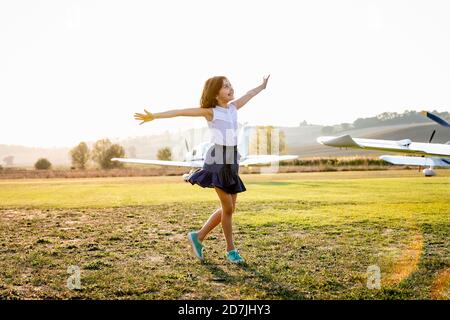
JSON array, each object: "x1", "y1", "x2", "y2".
[
  {"x1": 421, "y1": 111, "x2": 450, "y2": 128},
  {"x1": 429, "y1": 129, "x2": 436, "y2": 143}
]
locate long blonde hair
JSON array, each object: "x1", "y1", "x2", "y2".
[{"x1": 200, "y1": 76, "x2": 226, "y2": 109}]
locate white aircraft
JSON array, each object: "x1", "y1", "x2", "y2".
[
  {"x1": 316, "y1": 111, "x2": 450, "y2": 177},
  {"x1": 112, "y1": 126, "x2": 299, "y2": 179}
]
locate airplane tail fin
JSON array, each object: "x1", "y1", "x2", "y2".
[{"x1": 421, "y1": 111, "x2": 450, "y2": 128}]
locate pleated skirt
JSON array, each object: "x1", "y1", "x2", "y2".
[{"x1": 187, "y1": 144, "x2": 246, "y2": 194}]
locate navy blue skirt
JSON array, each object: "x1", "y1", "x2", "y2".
[{"x1": 187, "y1": 144, "x2": 246, "y2": 194}]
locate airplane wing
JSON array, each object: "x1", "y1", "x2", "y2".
[
  {"x1": 317, "y1": 135, "x2": 450, "y2": 157},
  {"x1": 239, "y1": 155, "x2": 298, "y2": 166},
  {"x1": 380, "y1": 155, "x2": 450, "y2": 167},
  {"x1": 112, "y1": 155, "x2": 298, "y2": 168},
  {"x1": 111, "y1": 158, "x2": 204, "y2": 168}
]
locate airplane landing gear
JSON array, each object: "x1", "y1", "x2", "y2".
[{"x1": 423, "y1": 167, "x2": 436, "y2": 177}]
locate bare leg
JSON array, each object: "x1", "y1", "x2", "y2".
[
  {"x1": 197, "y1": 193, "x2": 237, "y2": 242},
  {"x1": 197, "y1": 207, "x2": 222, "y2": 242},
  {"x1": 231, "y1": 193, "x2": 237, "y2": 212},
  {"x1": 214, "y1": 187, "x2": 235, "y2": 252}
]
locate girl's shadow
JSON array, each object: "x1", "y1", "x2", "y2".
[
  {"x1": 201, "y1": 260, "x2": 235, "y2": 283},
  {"x1": 201, "y1": 260, "x2": 306, "y2": 300}
]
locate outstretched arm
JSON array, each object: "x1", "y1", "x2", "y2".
[
  {"x1": 134, "y1": 107, "x2": 213, "y2": 125},
  {"x1": 233, "y1": 75, "x2": 270, "y2": 110}
]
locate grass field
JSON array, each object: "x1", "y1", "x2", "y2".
[{"x1": 0, "y1": 170, "x2": 449, "y2": 299}]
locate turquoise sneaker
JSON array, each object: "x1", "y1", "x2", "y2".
[
  {"x1": 188, "y1": 231, "x2": 204, "y2": 261},
  {"x1": 226, "y1": 249, "x2": 245, "y2": 264}
]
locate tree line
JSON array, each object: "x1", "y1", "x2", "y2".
[
  {"x1": 32, "y1": 139, "x2": 125, "y2": 170},
  {"x1": 32, "y1": 140, "x2": 172, "y2": 170},
  {"x1": 69, "y1": 139, "x2": 125, "y2": 170},
  {"x1": 321, "y1": 110, "x2": 450, "y2": 135}
]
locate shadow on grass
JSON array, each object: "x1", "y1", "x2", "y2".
[
  {"x1": 201, "y1": 260, "x2": 235, "y2": 283},
  {"x1": 201, "y1": 260, "x2": 306, "y2": 300},
  {"x1": 236, "y1": 263, "x2": 307, "y2": 300}
]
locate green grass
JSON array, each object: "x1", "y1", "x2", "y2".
[{"x1": 0, "y1": 170, "x2": 448, "y2": 299}]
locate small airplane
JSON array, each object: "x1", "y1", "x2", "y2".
[
  {"x1": 112, "y1": 126, "x2": 299, "y2": 179},
  {"x1": 316, "y1": 111, "x2": 450, "y2": 177}
]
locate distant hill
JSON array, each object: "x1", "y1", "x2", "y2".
[
  {"x1": 283, "y1": 109, "x2": 449, "y2": 158},
  {"x1": 286, "y1": 123, "x2": 449, "y2": 158},
  {"x1": 0, "y1": 145, "x2": 71, "y2": 167}
]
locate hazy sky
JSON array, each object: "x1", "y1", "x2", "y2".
[{"x1": 1, "y1": 0, "x2": 450, "y2": 147}]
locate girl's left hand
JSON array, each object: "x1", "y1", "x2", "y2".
[{"x1": 262, "y1": 75, "x2": 270, "y2": 89}]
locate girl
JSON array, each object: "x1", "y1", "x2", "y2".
[{"x1": 134, "y1": 75, "x2": 270, "y2": 264}]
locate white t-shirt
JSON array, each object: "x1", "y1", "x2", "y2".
[{"x1": 207, "y1": 104, "x2": 238, "y2": 146}]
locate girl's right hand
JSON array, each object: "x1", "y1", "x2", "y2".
[
  {"x1": 134, "y1": 109, "x2": 154, "y2": 125},
  {"x1": 261, "y1": 74, "x2": 270, "y2": 89}
]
